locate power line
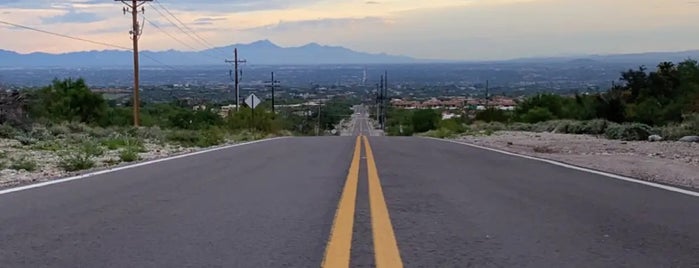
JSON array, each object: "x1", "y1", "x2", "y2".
[
  {"x1": 0, "y1": 19, "x2": 179, "y2": 70},
  {"x1": 146, "y1": 2, "x2": 225, "y2": 59},
  {"x1": 143, "y1": 16, "x2": 198, "y2": 51},
  {"x1": 152, "y1": 0, "x2": 229, "y2": 57},
  {"x1": 0, "y1": 20, "x2": 131, "y2": 50}
]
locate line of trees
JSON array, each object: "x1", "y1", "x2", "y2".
[{"x1": 387, "y1": 59, "x2": 699, "y2": 139}]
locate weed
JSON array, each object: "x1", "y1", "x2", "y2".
[
  {"x1": 119, "y1": 148, "x2": 140, "y2": 163},
  {"x1": 10, "y1": 157, "x2": 38, "y2": 172}
]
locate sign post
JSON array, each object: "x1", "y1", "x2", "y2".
[{"x1": 245, "y1": 93, "x2": 261, "y2": 131}]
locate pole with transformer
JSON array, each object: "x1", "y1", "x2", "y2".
[
  {"x1": 383, "y1": 70, "x2": 388, "y2": 131},
  {"x1": 265, "y1": 72, "x2": 280, "y2": 119},
  {"x1": 115, "y1": 0, "x2": 152, "y2": 127},
  {"x1": 226, "y1": 48, "x2": 246, "y2": 112}
]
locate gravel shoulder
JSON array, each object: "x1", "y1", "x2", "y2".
[
  {"x1": 0, "y1": 139, "x2": 228, "y2": 189},
  {"x1": 452, "y1": 131, "x2": 699, "y2": 189}
]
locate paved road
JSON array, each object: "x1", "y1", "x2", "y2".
[
  {"x1": 1, "y1": 113, "x2": 698, "y2": 267},
  {"x1": 341, "y1": 105, "x2": 382, "y2": 137}
]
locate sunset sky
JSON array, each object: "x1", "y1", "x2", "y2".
[{"x1": 1, "y1": 0, "x2": 698, "y2": 60}]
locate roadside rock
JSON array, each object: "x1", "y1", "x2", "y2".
[
  {"x1": 648, "y1": 135, "x2": 663, "y2": 142},
  {"x1": 679, "y1": 136, "x2": 699, "y2": 143}
]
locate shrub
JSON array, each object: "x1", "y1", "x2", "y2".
[
  {"x1": 658, "y1": 123, "x2": 695, "y2": 141},
  {"x1": 605, "y1": 123, "x2": 653, "y2": 141},
  {"x1": 119, "y1": 148, "x2": 140, "y2": 163},
  {"x1": 101, "y1": 135, "x2": 145, "y2": 151},
  {"x1": 508, "y1": 122, "x2": 534, "y2": 131},
  {"x1": 520, "y1": 107, "x2": 555, "y2": 123},
  {"x1": 0, "y1": 150, "x2": 6, "y2": 159},
  {"x1": 423, "y1": 128, "x2": 455, "y2": 139},
  {"x1": 198, "y1": 127, "x2": 225, "y2": 147},
  {"x1": 472, "y1": 121, "x2": 506, "y2": 132},
  {"x1": 10, "y1": 157, "x2": 38, "y2": 172},
  {"x1": 66, "y1": 122, "x2": 92, "y2": 133},
  {"x1": 14, "y1": 134, "x2": 38, "y2": 146},
  {"x1": 439, "y1": 118, "x2": 466, "y2": 134},
  {"x1": 81, "y1": 140, "x2": 105, "y2": 157},
  {"x1": 58, "y1": 140, "x2": 104, "y2": 172},
  {"x1": 166, "y1": 130, "x2": 200, "y2": 147},
  {"x1": 48, "y1": 123, "x2": 71, "y2": 136},
  {"x1": 59, "y1": 152, "x2": 95, "y2": 172},
  {"x1": 31, "y1": 140, "x2": 63, "y2": 151},
  {"x1": 0, "y1": 124, "x2": 18, "y2": 139},
  {"x1": 582, "y1": 119, "x2": 615, "y2": 135}
]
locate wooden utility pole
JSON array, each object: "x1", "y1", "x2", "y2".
[
  {"x1": 265, "y1": 72, "x2": 280, "y2": 119},
  {"x1": 116, "y1": 0, "x2": 151, "y2": 127},
  {"x1": 226, "y1": 48, "x2": 246, "y2": 112}
]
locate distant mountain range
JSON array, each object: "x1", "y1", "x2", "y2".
[
  {"x1": 0, "y1": 40, "x2": 417, "y2": 67},
  {"x1": 1, "y1": 39, "x2": 698, "y2": 68}
]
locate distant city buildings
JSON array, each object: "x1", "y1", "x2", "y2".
[{"x1": 390, "y1": 96, "x2": 517, "y2": 111}]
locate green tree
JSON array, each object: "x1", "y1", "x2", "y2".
[
  {"x1": 412, "y1": 109, "x2": 440, "y2": 133},
  {"x1": 29, "y1": 78, "x2": 107, "y2": 124}
]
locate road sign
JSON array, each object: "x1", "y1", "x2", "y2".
[{"x1": 245, "y1": 94, "x2": 261, "y2": 109}]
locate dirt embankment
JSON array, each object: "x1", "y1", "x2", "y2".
[{"x1": 453, "y1": 131, "x2": 699, "y2": 189}]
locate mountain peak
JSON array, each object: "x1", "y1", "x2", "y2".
[{"x1": 246, "y1": 39, "x2": 278, "y2": 48}]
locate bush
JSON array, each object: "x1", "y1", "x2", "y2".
[
  {"x1": 101, "y1": 135, "x2": 145, "y2": 151},
  {"x1": 508, "y1": 122, "x2": 534, "y2": 131},
  {"x1": 166, "y1": 130, "x2": 200, "y2": 147},
  {"x1": 582, "y1": 119, "x2": 615, "y2": 135},
  {"x1": 58, "y1": 140, "x2": 104, "y2": 172},
  {"x1": 48, "y1": 123, "x2": 71, "y2": 136},
  {"x1": 412, "y1": 109, "x2": 441, "y2": 133},
  {"x1": 198, "y1": 127, "x2": 225, "y2": 147},
  {"x1": 439, "y1": 118, "x2": 466, "y2": 134},
  {"x1": 14, "y1": 134, "x2": 38, "y2": 146},
  {"x1": 119, "y1": 148, "x2": 140, "y2": 162},
  {"x1": 658, "y1": 124, "x2": 694, "y2": 141},
  {"x1": 31, "y1": 140, "x2": 63, "y2": 151},
  {"x1": 472, "y1": 121, "x2": 506, "y2": 132},
  {"x1": 0, "y1": 124, "x2": 18, "y2": 139},
  {"x1": 10, "y1": 157, "x2": 38, "y2": 172},
  {"x1": 59, "y1": 153, "x2": 95, "y2": 172},
  {"x1": 605, "y1": 123, "x2": 653, "y2": 141},
  {"x1": 475, "y1": 108, "x2": 511, "y2": 123},
  {"x1": 423, "y1": 128, "x2": 456, "y2": 139},
  {"x1": 520, "y1": 107, "x2": 555, "y2": 123}
]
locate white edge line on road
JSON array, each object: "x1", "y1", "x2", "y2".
[
  {"x1": 427, "y1": 137, "x2": 699, "y2": 198},
  {"x1": 0, "y1": 137, "x2": 287, "y2": 196}
]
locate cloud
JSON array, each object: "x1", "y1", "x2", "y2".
[
  {"x1": 366, "y1": 1, "x2": 380, "y2": 4},
  {"x1": 41, "y1": 9, "x2": 102, "y2": 24},
  {"x1": 245, "y1": 17, "x2": 390, "y2": 32},
  {"x1": 192, "y1": 17, "x2": 227, "y2": 25}
]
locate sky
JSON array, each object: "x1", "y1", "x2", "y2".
[{"x1": 0, "y1": 0, "x2": 698, "y2": 61}]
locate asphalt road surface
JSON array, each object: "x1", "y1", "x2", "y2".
[{"x1": 1, "y1": 112, "x2": 698, "y2": 267}]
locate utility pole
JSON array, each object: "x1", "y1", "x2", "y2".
[
  {"x1": 383, "y1": 70, "x2": 388, "y2": 131},
  {"x1": 226, "y1": 48, "x2": 246, "y2": 112},
  {"x1": 265, "y1": 72, "x2": 280, "y2": 119},
  {"x1": 317, "y1": 104, "x2": 322, "y2": 136},
  {"x1": 379, "y1": 75, "x2": 384, "y2": 128},
  {"x1": 485, "y1": 80, "x2": 490, "y2": 108},
  {"x1": 116, "y1": 0, "x2": 151, "y2": 127}
]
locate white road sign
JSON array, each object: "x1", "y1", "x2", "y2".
[{"x1": 245, "y1": 94, "x2": 261, "y2": 109}]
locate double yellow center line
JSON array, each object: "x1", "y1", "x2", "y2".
[{"x1": 322, "y1": 136, "x2": 403, "y2": 268}]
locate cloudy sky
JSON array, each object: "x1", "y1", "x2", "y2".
[{"x1": 0, "y1": 0, "x2": 698, "y2": 60}]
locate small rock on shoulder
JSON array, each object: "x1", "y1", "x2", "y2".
[
  {"x1": 648, "y1": 135, "x2": 663, "y2": 142},
  {"x1": 678, "y1": 136, "x2": 699, "y2": 143}
]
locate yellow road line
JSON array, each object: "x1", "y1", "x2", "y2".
[
  {"x1": 363, "y1": 136, "x2": 404, "y2": 268},
  {"x1": 322, "y1": 136, "x2": 362, "y2": 268}
]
